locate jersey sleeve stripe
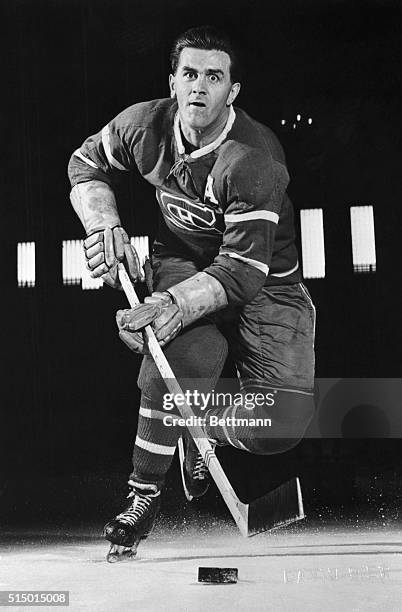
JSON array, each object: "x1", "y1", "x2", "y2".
[
  {"x1": 101, "y1": 125, "x2": 129, "y2": 171},
  {"x1": 224, "y1": 252, "x2": 269, "y2": 275},
  {"x1": 73, "y1": 149, "x2": 99, "y2": 169},
  {"x1": 135, "y1": 435, "x2": 176, "y2": 456},
  {"x1": 270, "y1": 261, "x2": 299, "y2": 277},
  {"x1": 224, "y1": 210, "x2": 279, "y2": 224}
]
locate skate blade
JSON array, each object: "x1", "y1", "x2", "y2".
[
  {"x1": 106, "y1": 544, "x2": 138, "y2": 563},
  {"x1": 178, "y1": 436, "x2": 194, "y2": 502}
]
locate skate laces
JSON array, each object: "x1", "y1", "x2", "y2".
[
  {"x1": 115, "y1": 490, "x2": 158, "y2": 528},
  {"x1": 192, "y1": 454, "x2": 209, "y2": 480}
]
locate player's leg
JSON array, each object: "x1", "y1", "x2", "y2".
[
  {"x1": 104, "y1": 323, "x2": 227, "y2": 558},
  {"x1": 204, "y1": 282, "x2": 316, "y2": 454},
  {"x1": 104, "y1": 255, "x2": 228, "y2": 557}
]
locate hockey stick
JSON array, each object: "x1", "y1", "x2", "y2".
[{"x1": 118, "y1": 263, "x2": 305, "y2": 536}]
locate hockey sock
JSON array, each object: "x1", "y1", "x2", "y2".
[
  {"x1": 130, "y1": 392, "x2": 183, "y2": 488},
  {"x1": 204, "y1": 388, "x2": 314, "y2": 455}
]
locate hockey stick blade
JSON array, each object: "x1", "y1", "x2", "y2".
[
  {"x1": 118, "y1": 264, "x2": 305, "y2": 537},
  {"x1": 247, "y1": 476, "x2": 304, "y2": 536}
]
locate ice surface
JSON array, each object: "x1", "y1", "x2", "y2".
[{"x1": 1, "y1": 520, "x2": 402, "y2": 612}]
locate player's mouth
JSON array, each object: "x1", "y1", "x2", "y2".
[{"x1": 189, "y1": 101, "x2": 207, "y2": 108}]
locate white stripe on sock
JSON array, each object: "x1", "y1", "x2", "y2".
[{"x1": 135, "y1": 435, "x2": 176, "y2": 456}]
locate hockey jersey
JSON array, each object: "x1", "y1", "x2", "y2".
[{"x1": 68, "y1": 98, "x2": 301, "y2": 306}]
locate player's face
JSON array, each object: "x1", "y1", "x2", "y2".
[{"x1": 169, "y1": 48, "x2": 240, "y2": 133}]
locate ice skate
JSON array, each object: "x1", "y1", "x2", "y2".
[
  {"x1": 178, "y1": 433, "x2": 215, "y2": 501},
  {"x1": 103, "y1": 481, "x2": 161, "y2": 562}
]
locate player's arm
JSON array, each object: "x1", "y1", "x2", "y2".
[
  {"x1": 203, "y1": 153, "x2": 289, "y2": 305},
  {"x1": 68, "y1": 120, "x2": 141, "y2": 288}
]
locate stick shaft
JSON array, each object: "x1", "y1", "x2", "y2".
[{"x1": 118, "y1": 264, "x2": 248, "y2": 535}]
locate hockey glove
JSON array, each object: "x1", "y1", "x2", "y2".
[
  {"x1": 84, "y1": 226, "x2": 141, "y2": 289},
  {"x1": 116, "y1": 292, "x2": 182, "y2": 354},
  {"x1": 116, "y1": 272, "x2": 228, "y2": 353}
]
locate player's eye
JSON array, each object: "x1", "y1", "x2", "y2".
[
  {"x1": 208, "y1": 74, "x2": 219, "y2": 83},
  {"x1": 183, "y1": 71, "x2": 197, "y2": 80}
]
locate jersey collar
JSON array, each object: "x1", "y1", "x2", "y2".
[{"x1": 173, "y1": 106, "x2": 236, "y2": 160}]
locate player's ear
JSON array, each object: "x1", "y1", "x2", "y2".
[
  {"x1": 226, "y1": 82, "x2": 241, "y2": 106},
  {"x1": 169, "y1": 74, "x2": 176, "y2": 99}
]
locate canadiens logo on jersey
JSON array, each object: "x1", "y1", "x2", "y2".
[{"x1": 157, "y1": 176, "x2": 223, "y2": 233}]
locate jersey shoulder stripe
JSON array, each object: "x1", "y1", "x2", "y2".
[
  {"x1": 72, "y1": 149, "x2": 99, "y2": 169},
  {"x1": 101, "y1": 125, "x2": 129, "y2": 171}
]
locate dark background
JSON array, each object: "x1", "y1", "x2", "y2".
[{"x1": 1, "y1": 0, "x2": 401, "y2": 529}]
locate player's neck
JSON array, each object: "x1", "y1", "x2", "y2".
[{"x1": 180, "y1": 109, "x2": 230, "y2": 150}]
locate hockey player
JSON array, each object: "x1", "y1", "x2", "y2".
[{"x1": 68, "y1": 26, "x2": 316, "y2": 561}]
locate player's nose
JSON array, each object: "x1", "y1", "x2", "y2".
[{"x1": 192, "y1": 74, "x2": 207, "y2": 94}]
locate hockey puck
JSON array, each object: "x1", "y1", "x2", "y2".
[{"x1": 198, "y1": 567, "x2": 238, "y2": 584}]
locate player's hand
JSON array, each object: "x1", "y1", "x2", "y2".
[
  {"x1": 84, "y1": 226, "x2": 141, "y2": 289},
  {"x1": 116, "y1": 292, "x2": 183, "y2": 354}
]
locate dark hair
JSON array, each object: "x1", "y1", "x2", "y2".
[{"x1": 170, "y1": 26, "x2": 241, "y2": 83}]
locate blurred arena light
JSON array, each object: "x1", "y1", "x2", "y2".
[
  {"x1": 131, "y1": 235, "x2": 150, "y2": 270},
  {"x1": 62, "y1": 239, "x2": 103, "y2": 289},
  {"x1": 81, "y1": 251, "x2": 103, "y2": 290},
  {"x1": 300, "y1": 209, "x2": 326, "y2": 279},
  {"x1": 350, "y1": 206, "x2": 376, "y2": 273},
  {"x1": 17, "y1": 242, "x2": 35, "y2": 287},
  {"x1": 62, "y1": 240, "x2": 83, "y2": 286}
]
